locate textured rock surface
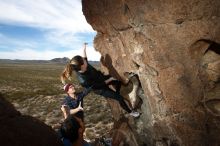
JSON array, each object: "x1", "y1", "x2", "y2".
[
  {"x1": 0, "y1": 94, "x2": 62, "y2": 146},
  {"x1": 82, "y1": 0, "x2": 220, "y2": 145}
]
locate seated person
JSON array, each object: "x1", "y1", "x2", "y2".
[{"x1": 60, "y1": 115, "x2": 90, "y2": 146}]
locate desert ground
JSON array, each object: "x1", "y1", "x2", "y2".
[{"x1": 0, "y1": 60, "x2": 113, "y2": 141}]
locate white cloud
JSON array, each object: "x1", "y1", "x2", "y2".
[
  {"x1": 0, "y1": 47, "x2": 101, "y2": 61},
  {"x1": 45, "y1": 30, "x2": 89, "y2": 48},
  {"x1": 0, "y1": 0, "x2": 101, "y2": 60},
  {"x1": 0, "y1": 0, "x2": 94, "y2": 33},
  {"x1": 0, "y1": 33, "x2": 37, "y2": 48},
  {"x1": 0, "y1": 30, "x2": 101, "y2": 60}
]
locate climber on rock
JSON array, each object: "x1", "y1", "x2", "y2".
[{"x1": 60, "y1": 43, "x2": 140, "y2": 118}]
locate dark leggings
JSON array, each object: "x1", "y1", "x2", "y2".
[
  {"x1": 94, "y1": 87, "x2": 132, "y2": 113},
  {"x1": 107, "y1": 80, "x2": 121, "y2": 93}
]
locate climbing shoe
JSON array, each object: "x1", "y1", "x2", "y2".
[{"x1": 129, "y1": 111, "x2": 140, "y2": 118}]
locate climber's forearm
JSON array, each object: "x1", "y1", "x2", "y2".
[{"x1": 82, "y1": 43, "x2": 87, "y2": 58}]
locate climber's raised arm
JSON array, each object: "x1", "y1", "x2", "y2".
[
  {"x1": 82, "y1": 42, "x2": 88, "y2": 59},
  {"x1": 80, "y1": 43, "x2": 88, "y2": 72}
]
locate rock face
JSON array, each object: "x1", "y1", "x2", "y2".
[
  {"x1": 82, "y1": 0, "x2": 220, "y2": 145},
  {"x1": 0, "y1": 94, "x2": 62, "y2": 146}
]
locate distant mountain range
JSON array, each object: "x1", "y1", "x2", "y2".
[
  {"x1": 50, "y1": 57, "x2": 70, "y2": 63},
  {"x1": 0, "y1": 57, "x2": 100, "y2": 65}
]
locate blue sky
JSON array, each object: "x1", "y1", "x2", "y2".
[{"x1": 0, "y1": 0, "x2": 101, "y2": 61}]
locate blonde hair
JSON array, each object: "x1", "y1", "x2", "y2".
[
  {"x1": 60, "y1": 63, "x2": 73, "y2": 85},
  {"x1": 60, "y1": 56, "x2": 84, "y2": 84}
]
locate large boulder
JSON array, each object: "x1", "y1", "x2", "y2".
[
  {"x1": 0, "y1": 94, "x2": 62, "y2": 146},
  {"x1": 82, "y1": 0, "x2": 220, "y2": 145}
]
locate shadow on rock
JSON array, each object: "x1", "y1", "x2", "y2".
[{"x1": 0, "y1": 93, "x2": 62, "y2": 146}]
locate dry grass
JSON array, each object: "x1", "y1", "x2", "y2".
[
  {"x1": 0, "y1": 63, "x2": 64, "y2": 99},
  {"x1": 0, "y1": 61, "x2": 113, "y2": 140}
]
